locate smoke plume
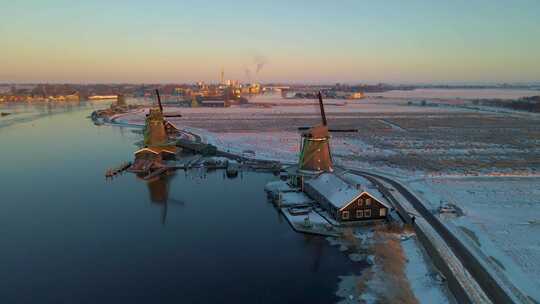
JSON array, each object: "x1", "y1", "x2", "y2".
[
  {"x1": 253, "y1": 55, "x2": 268, "y2": 74},
  {"x1": 245, "y1": 68, "x2": 253, "y2": 82}
]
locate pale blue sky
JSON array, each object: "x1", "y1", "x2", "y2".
[{"x1": 1, "y1": 0, "x2": 539, "y2": 83}]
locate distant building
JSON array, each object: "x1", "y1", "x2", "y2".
[
  {"x1": 199, "y1": 99, "x2": 229, "y2": 107},
  {"x1": 304, "y1": 173, "x2": 390, "y2": 222},
  {"x1": 117, "y1": 94, "x2": 127, "y2": 107},
  {"x1": 334, "y1": 91, "x2": 365, "y2": 100},
  {"x1": 88, "y1": 95, "x2": 118, "y2": 100}
]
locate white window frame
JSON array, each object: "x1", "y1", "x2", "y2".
[
  {"x1": 366, "y1": 198, "x2": 372, "y2": 207},
  {"x1": 342, "y1": 211, "x2": 350, "y2": 220},
  {"x1": 364, "y1": 209, "x2": 371, "y2": 217},
  {"x1": 356, "y1": 209, "x2": 363, "y2": 218},
  {"x1": 379, "y1": 208, "x2": 386, "y2": 217}
]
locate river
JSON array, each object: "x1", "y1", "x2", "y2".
[{"x1": 0, "y1": 102, "x2": 362, "y2": 303}]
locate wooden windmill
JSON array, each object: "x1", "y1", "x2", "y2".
[
  {"x1": 297, "y1": 91, "x2": 357, "y2": 173},
  {"x1": 130, "y1": 90, "x2": 183, "y2": 174}
]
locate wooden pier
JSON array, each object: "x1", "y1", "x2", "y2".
[{"x1": 105, "y1": 162, "x2": 132, "y2": 178}]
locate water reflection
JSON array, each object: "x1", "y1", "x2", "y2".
[
  {"x1": 0, "y1": 108, "x2": 364, "y2": 303},
  {"x1": 143, "y1": 174, "x2": 184, "y2": 225}
]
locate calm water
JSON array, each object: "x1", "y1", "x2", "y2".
[{"x1": 0, "y1": 103, "x2": 362, "y2": 303}]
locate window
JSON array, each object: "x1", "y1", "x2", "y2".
[
  {"x1": 364, "y1": 209, "x2": 371, "y2": 217},
  {"x1": 380, "y1": 208, "x2": 386, "y2": 217},
  {"x1": 366, "y1": 198, "x2": 372, "y2": 207},
  {"x1": 342, "y1": 211, "x2": 349, "y2": 220},
  {"x1": 356, "y1": 210, "x2": 363, "y2": 218},
  {"x1": 357, "y1": 199, "x2": 363, "y2": 207}
]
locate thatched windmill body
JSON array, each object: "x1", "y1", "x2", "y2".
[{"x1": 298, "y1": 92, "x2": 334, "y2": 173}]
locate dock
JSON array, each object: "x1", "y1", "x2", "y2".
[
  {"x1": 143, "y1": 167, "x2": 168, "y2": 180},
  {"x1": 176, "y1": 138, "x2": 217, "y2": 155},
  {"x1": 281, "y1": 208, "x2": 341, "y2": 237},
  {"x1": 105, "y1": 162, "x2": 132, "y2": 178}
]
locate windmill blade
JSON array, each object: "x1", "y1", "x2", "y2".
[
  {"x1": 317, "y1": 91, "x2": 327, "y2": 126},
  {"x1": 298, "y1": 127, "x2": 358, "y2": 132},
  {"x1": 161, "y1": 199, "x2": 168, "y2": 225},
  {"x1": 155, "y1": 89, "x2": 163, "y2": 113},
  {"x1": 329, "y1": 129, "x2": 358, "y2": 133},
  {"x1": 168, "y1": 198, "x2": 186, "y2": 205}
]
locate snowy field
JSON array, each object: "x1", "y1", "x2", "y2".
[
  {"x1": 408, "y1": 177, "x2": 540, "y2": 302},
  {"x1": 116, "y1": 92, "x2": 540, "y2": 177},
  {"x1": 367, "y1": 88, "x2": 540, "y2": 100}
]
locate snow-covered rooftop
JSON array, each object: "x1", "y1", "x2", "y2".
[
  {"x1": 264, "y1": 180, "x2": 293, "y2": 193},
  {"x1": 340, "y1": 173, "x2": 372, "y2": 191},
  {"x1": 340, "y1": 173, "x2": 391, "y2": 208},
  {"x1": 280, "y1": 192, "x2": 312, "y2": 205},
  {"x1": 305, "y1": 173, "x2": 361, "y2": 209}
]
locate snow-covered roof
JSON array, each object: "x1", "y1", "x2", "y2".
[
  {"x1": 264, "y1": 180, "x2": 293, "y2": 193},
  {"x1": 284, "y1": 165, "x2": 319, "y2": 177},
  {"x1": 281, "y1": 192, "x2": 312, "y2": 205},
  {"x1": 365, "y1": 190, "x2": 391, "y2": 209},
  {"x1": 134, "y1": 146, "x2": 176, "y2": 155},
  {"x1": 340, "y1": 173, "x2": 391, "y2": 209},
  {"x1": 305, "y1": 173, "x2": 361, "y2": 209},
  {"x1": 340, "y1": 173, "x2": 372, "y2": 190}
]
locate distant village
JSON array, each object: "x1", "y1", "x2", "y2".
[
  {"x1": 0, "y1": 81, "x2": 377, "y2": 105},
  {"x1": 3, "y1": 81, "x2": 539, "y2": 113}
]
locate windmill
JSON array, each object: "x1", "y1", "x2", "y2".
[
  {"x1": 297, "y1": 91, "x2": 357, "y2": 173},
  {"x1": 129, "y1": 89, "x2": 183, "y2": 175},
  {"x1": 143, "y1": 89, "x2": 182, "y2": 147}
]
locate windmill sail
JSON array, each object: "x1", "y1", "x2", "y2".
[{"x1": 155, "y1": 89, "x2": 163, "y2": 113}]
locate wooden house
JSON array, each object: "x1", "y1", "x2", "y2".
[
  {"x1": 304, "y1": 173, "x2": 390, "y2": 222},
  {"x1": 129, "y1": 146, "x2": 177, "y2": 173}
]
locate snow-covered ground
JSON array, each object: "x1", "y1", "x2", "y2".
[
  {"x1": 408, "y1": 177, "x2": 540, "y2": 302},
  {"x1": 402, "y1": 236, "x2": 453, "y2": 304},
  {"x1": 331, "y1": 227, "x2": 454, "y2": 304},
  {"x1": 367, "y1": 88, "x2": 540, "y2": 100}
]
